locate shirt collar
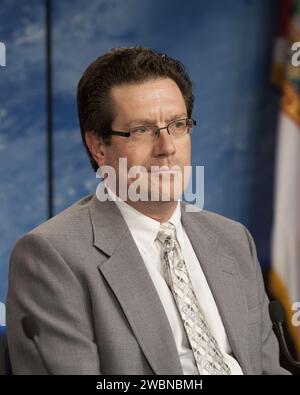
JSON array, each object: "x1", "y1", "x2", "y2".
[{"x1": 102, "y1": 182, "x2": 183, "y2": 252}]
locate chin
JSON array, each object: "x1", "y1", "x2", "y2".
[{"x1": 148, "y1": 182, "x2": 183, "y2": 203}]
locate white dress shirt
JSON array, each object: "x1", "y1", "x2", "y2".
[{"x1": 101, "y1": 184, "x2": 243, "y2": 375}]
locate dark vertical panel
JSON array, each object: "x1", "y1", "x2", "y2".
[
  {"x1": 0, "y1": 1, "x2": 47, "y2": 306},
  {"x1": 45, "y1": 0, "x2": 54, "y2": 219}
]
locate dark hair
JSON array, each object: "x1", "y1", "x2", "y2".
[{"x1": 77, "y1": 46, "x2": 194, "y2": 171}]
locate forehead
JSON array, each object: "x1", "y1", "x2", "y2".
[{"x1": 110, "y1": 78, "x2": 187, "y2": 117}]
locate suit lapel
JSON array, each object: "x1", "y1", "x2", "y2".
[
  {"x1": 181, "y1": 205, "x2": 253, "y2": 374},
  {"x1": 89, "y1": 196, "x2": 183, "y2": 375}
]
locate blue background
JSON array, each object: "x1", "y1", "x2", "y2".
[{"x1": 0, "y1": 0, "x2": 280, "y2": 322}]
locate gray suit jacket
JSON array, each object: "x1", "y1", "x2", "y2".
[{"x1": 6, "y1": 195, "x2": 289, "y2": 374}]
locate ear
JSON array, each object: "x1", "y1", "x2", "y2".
[{"x1": 85, "y1": 131, "x2": 106, "y2": 167}]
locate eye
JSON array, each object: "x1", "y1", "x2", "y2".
[
  {"x1": 173, "y1": 120, "x2": 186, "y2": 128},
  {"x1": 131, "y1": 126, "x2": 150, "y2": 134}
]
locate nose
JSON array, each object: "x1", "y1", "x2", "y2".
[{"x1": 152, "y1": 128, "x2": 176, "y2": 157}]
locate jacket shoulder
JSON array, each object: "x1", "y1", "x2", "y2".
[
  {"x1": 13, "y1": 194, "x2": 95, "y2": 252},
  {"x1": 183, "y1": 203, "x2": 247, "y2": 240},
  {"x1": 182, "y1": 203, "x2": 254, "y2": 263}
]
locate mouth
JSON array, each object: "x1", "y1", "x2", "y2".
[
  {"x1": 148, "y1": 165, "x2": 182, "y2": 174},
  {"x1": 149, "y1": 169, "x2": 181, "y2": 174}
]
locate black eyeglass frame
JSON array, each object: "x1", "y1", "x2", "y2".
[{"x1": 106, "y1": 118, "x2": 196, "y2": 138}]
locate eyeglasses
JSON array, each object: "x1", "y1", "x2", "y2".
[{"x1": 106, "y1": 118, "x2": 196, "y2": 144}]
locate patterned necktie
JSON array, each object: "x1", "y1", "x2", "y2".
[{"x1": 156, "y1": 222, "x2": 231, "y2": 375}]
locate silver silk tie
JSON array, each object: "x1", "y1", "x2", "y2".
[{"x1": 156, "y1": 222, "x2": 231, "y2": 375}]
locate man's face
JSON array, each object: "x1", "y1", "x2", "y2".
[{"x1": 100, "y1": 77, "x2": 191, "y2": 202}]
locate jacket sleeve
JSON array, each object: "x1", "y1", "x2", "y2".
[
  {"x1": 241, "y1": 225, "x2": 291, "y2": 375},
  {"x1": 6, "y1": 233, "x2": 101, "y2": 374}
]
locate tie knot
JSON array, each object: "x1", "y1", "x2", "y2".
[{"x1": 156, "y1": 222, "x2": 176, "y2": 245}]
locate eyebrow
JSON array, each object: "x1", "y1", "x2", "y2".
[{"x1": 124, "y1": 114, "x2": 187, "y2": 129}]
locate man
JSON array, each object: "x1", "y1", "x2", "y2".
[{"x1": 7, "y1": 47, "x2": 289, "y2": 374}]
